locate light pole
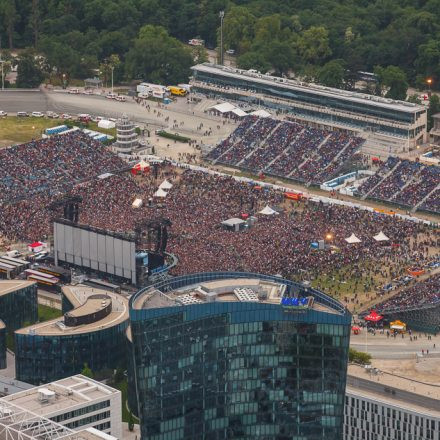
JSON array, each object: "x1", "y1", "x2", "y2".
[
  {"x1": 219, "y1": 11, "x2": 225, "y2": 66},
  {"x1": 427, "y1": 78, "x2": 432, "y2": 97},
  {"x1": 0, "y1": 59, "x2": 4, "y2": 91},
  {"x1": 111, "y1": 65, "x2": 114, "y2": 94}
]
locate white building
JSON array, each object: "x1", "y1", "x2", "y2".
[
  {"x1": 344, "y1": 364, "x2": 440, "y2": 440},
  {"x1": 1, "y1": 375, "x2": 122, "y2": 439}
]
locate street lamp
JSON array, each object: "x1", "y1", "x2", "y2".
[
  {"x1": 325, "y1": 233, "x2": 333, "y2": 241},
  {"x1": 111, "y1": 65, "x2": 114, "y2": 94},
  {"x1": 427, "y1": 78, "x2": 433, "y2": 96},
  {"x1": 219, "y1": 11, "x2": 225, "y2": 66}
]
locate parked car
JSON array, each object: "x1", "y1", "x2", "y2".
[
  {"x1": 47, "y1": 111, "x2": 60, "y2": 119},
  {"x1": 17, "y1": 111, "x2": 29, "y2": 117},
  {"x1": 68, "y1": 88, "x2": 80, "y2": 94},
  {"x1": 106, "y1": 93, "x2": 117, "y2": 99},
  {"x1": 0, "y1": 111, "x2": 7, "y2": 117},
  {"x1": 226, "y1": 49, "x2": 235, "y2": 55},
  {"x1": 31, "y1": 111, "x2": 44, "y2": 118},
  {"x1": 83, "y1": 90, "x2": 93, "y2": 95},
  {"x1": 61, "y1": 113, "x2": 71, "y2": 119},
  {"x1": 116, "y1": 95, "x2": 126, "y2": 102}
]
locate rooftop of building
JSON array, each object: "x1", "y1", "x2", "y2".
[
  {"x1": 0, "y1": 375, "x2": 34, "y2": 396},
  {"x1": 347, "y1": 364, "x2": 440, "y2": 417},
  {"x1": 0, "y1": 280, "x2": 36, "y2": 297},
  {"x1": 2, "y1": 375, "x2": 119, "y2": 416},
  {"x1": 191, "y1": 63, "x2": 426, "y2": 114},
  {"x1": 15, "y1": 285, "x2": 128, "y2": 336},
  {"x1": 132, "y1": 273, "x2": 345, "y2": 316}
]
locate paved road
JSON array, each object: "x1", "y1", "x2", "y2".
[{"x1": 350, "y1": 331, "x2": 440, "y2": 359}]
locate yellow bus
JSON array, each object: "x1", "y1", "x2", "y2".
[{"x1": 168, "y1": 86, "x2": 187, "y2": 97}]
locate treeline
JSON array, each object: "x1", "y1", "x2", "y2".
[{"x1": 1, "y1": 0, "x2": 440, "y2": 91}]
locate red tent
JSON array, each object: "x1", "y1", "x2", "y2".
[{"x1": 364, "y1": 310, "x2": 383, "y2": 322}]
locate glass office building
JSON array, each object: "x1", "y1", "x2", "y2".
[
  {"x1": 130, "y1": 272, "x2": 351, "y2": 440},
  {"x1": 0, "y1": 321, "x2": 6, "y2": 369},
  {"x1": 191, "y1": 64, "x2": 427, "y2": 147},
  {"x1": 15, "y1": 286, "x2": 129, "y2": 385}
]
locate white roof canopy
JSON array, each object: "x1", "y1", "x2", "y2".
[
  {"x1": 211, "y1": 102, "x2": 236, "y2": 113},
  {"x1": 231, "y1": 108, "x2": 247, "y2": 117},
  {"x1": 221, "y1": 218, "x2": 246, "y2": 227},
  {"x1": 259, "y1": 205, "x2": 278, "y2": 215},
  {"x1": 373, "y1": 231, "x2": 390, "y2": 242},
  {"x1": 159, "y1": 179, "x2": 173, "y2": 190},
  {"x1": 251, "y1": 109, "x2": 271, "y2": 118},
  {"x1": 345, "y1": 233, "x2": 362, "y2": 244},
  {"x1": 154, "y1": 188, "x2": 168, "y2": 198},
  {"x1": 132, "y1": 198, "x2": 143, "y2": 208}
]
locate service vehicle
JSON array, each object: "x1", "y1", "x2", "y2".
[
  {"x1": 68, "y1": 88, "x2": 80, "y2": 94},
  {"x1": 168, "y1": 86, "x2": 187, "y2": 97},
  {"x1": 106, "y1": 93, "x2": 117, "y2": 99},
  {"x1": 116, "y1": 95, "x2": 126, "y2": 102},
  {"x1": 31, "y1": 111, "x2": 44, "y2": 118},
  {"x1": 61, "y1": 113, "x2": 71, "y2": 119},
  {"x1": 0, "y1": 111, "x2": 7, "y2": 117},
  {"x1": 17, "y1": 111, "x2": 29, "y2": 117}
]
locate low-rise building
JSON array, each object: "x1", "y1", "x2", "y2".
[
  {"x1": 1, "y1": 375, "x2": 122, "y2": 439},
  {"x1": 344, "y1": 364, "x2": 440, "y2": 440}
]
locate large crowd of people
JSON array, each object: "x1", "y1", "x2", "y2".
[
  {"x1": 207, "y1": 116, "x2": 365, "y2": 184},
  {"x1": 0, "y1": 132, "x2": 126, "y2": 203},
  {"x1": 358, "y1": 157, "x2": 440, "y2": 213},
  {"x1": 2, "y1": 163, "x2": 437, "y2": 304},
  {"x1": 375, "y1": 274, "x2": 440, "y2": 312}
]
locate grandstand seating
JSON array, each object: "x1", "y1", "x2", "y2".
[
  {"x1": 207, "y1": 116, "x2": 365, "y2": 184},
  {"x1": 358, "y1": 157, "x2": 440, "y2": 213},
  {"x1": 0, "y1": 132, "x2": 125, "y2": 203}
]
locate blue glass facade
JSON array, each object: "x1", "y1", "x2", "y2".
[
  {"x1": 0, "y1": 322, "x2": 6, "y2": 370},
  {"x1": 15, "y1": 290, "x2": 129, "y2": 385},
  {"x1": 130, "y1": 272, "x2": 351, "y2": 440}
]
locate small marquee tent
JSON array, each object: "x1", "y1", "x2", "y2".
[
  {"x1": 154, "y1": 188, "x2": 168, "y2": 198},
  {"x1": 373, "y1": 231, "x2": 390, "y2": 242},
  {"x1": 259, "y1": 205, "x2": 278, "y2": 215},
  {"x1": 345, "y1": 233, "x2": 362, "y2": 244},
  {"x1": 364, "y1": 310, "x2": 383, "y2": 322},
  {"x1": 131, "y1": 160, "x2": 150, "y2": 175},
  {"x1": 159, "y1": 179, "x2": 173, "y2": 190}
]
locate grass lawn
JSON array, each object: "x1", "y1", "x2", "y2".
[
  {"x1": 112, "y1": 379, "x2": 139, "y2": 423},
  {"x1": 38, "y1": 304, "x2": 62, "y2": 322},
  {"x1": 0, "y1": 117, "x2": 67, "y2": 146}
]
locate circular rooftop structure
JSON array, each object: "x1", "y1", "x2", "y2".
[{"x1": 130, "y1": 271, "x2": 349, "y2": 318}]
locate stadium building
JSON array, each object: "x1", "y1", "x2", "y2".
[
  {"x1": 191, "y1": 63, "x2": 427, "y2": 153},
  {"x1": 1, "y1": 375, "x2": 122, "y2": 439},
  {"x1": 15, "y1": 285, "x2": 129, "y2": 385},
  {"x1": 344, "y1": 364, "x2": 440, "y2": 440},
  {"x1": 129, "y1": 271, "x2": 351, "y2": 440}
]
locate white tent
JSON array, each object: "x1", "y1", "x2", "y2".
[
  {"x1": 98, "y1": 119, "x2": 116, "y2": 129},
  {"x1": 159, "y1": 179, "x2": 173, "y2": 190},
  {"x1": 154, "y1": 188, "x2": 168, "y2": 198},
  {"x1": 211, "y1": 102, "x2": 236, "y2": 113},
  {"x1": 345, "y1": 233, "x2": 361, "y2": 244},
  {"x1": 132, "y1": 198, "x2": 143, "y2": 208},
  {"x1": 259, "y1": 205, "x2": 278, "y2": 215},
  {"x1": 231, "y1": 108, "x2": 247, "y2": 117},
  {"x1": 251, "y1": 109, "x2": 271, "y2": 118},
  {"x1": 373, "y1": 231, "x2": 390, "y2": 242}
]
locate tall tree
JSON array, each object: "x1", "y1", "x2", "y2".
[
  {"x1": 16, "y1": 51, "x2": 44, "y2": 88},
  {"x1": 1, "y1": 0, "x2": 17, "y2": 49},
  {"x1": 30, "y1": 0, "x2": 40, "y2": 47},
  {"x1": 318, "y1": 60, "x2": 345, "y2": 89},
  {"x1": 374, "y1": 65, "x2": 409, "y2": 100}
]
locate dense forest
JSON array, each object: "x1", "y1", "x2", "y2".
[{"x1": 1, "y1": 0, "x2": 440, "y2": 92}]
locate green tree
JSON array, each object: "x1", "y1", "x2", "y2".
[
  {"x1": 191, "y1": 45, "x2": 208, "y2": 64},
  {"x1": 263, "y1": 40, "x2": 295, "y2": 76},
  {"x1": 428, "y1": 94, "x2": 440, "y2": 131},
  {"x1": 1, "y1": 0, "x2": 18, "y2": 49},
  {"x1": 126, "y1": 25, "x2": 193, "y2": 84},
  {"x1": 349, "y1": 348, "x2": 372, "y2": 365},
  {"x1": 407, "y1": 94, "x2": 421, "y2": 104},
  {"x1": 223, "y1": 6, "x2": 255, "y2": 53},
  {"x1": 81, "y1": 363, "x2": 94, "y2": 378},
  {"x1": 113, "y1": 367, "x2": 125, "y2": 384},
  {"x1": 318, "y1": 60, "x2": 345, "y2": 89},
  {"x1": 297, "y1": 26, "x2": 331, "y2": 65},
  {"x1": 128, "y1": 412, "x2": 134, "y2": 432},
  {"x1": 374, "y1": 65, "x2": 408, "y2": 100},
  {"x1": 237, "y1": 51, "x2": 270, "y2": 73},
  {"x1": 16, "y1": 52, "x2": 44, "y2": 88}
]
